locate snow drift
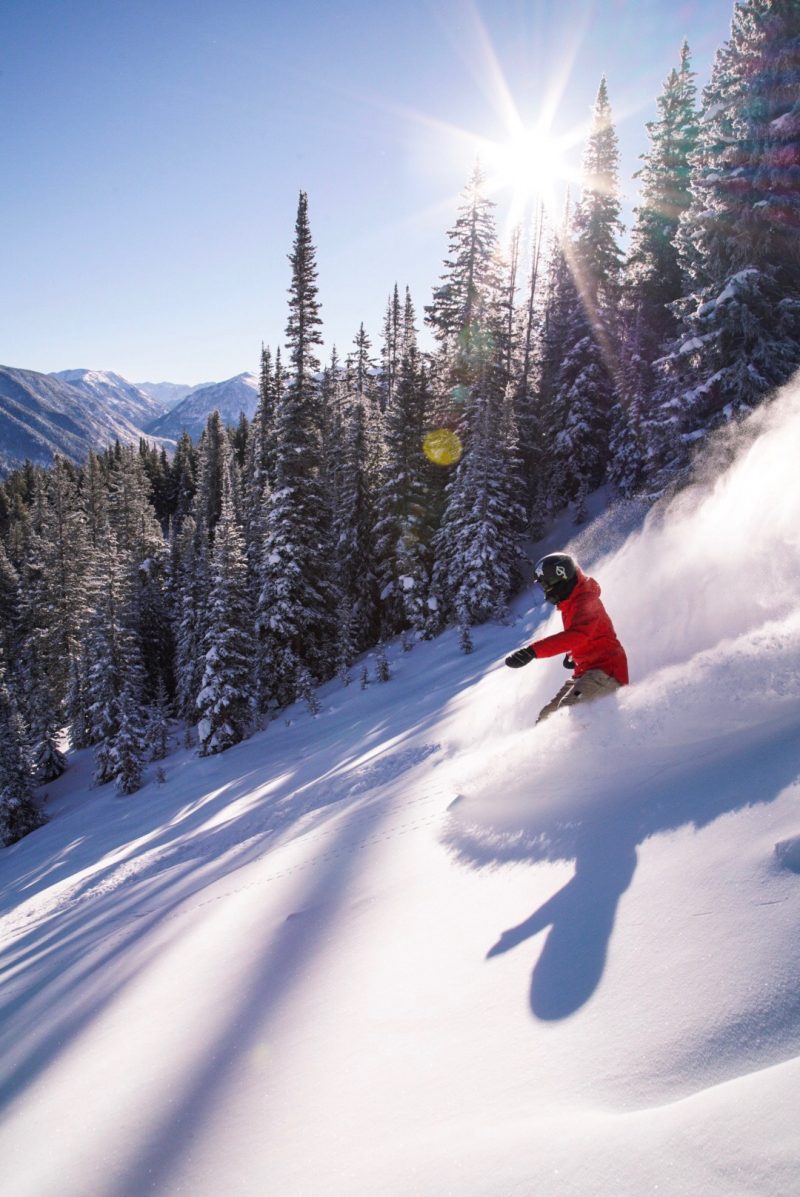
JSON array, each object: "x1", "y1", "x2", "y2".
[{"x1": 1, "y1": 377, "x2": 800, "y2": 1196}]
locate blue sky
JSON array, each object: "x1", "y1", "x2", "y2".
[{"x1": 1, "y1": 0, "x2": 735, "y2": 385}]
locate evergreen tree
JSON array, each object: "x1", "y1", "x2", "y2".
[
  {"x1": 427, "y1": 166, "x2": 524, "y2": 624},
  {"x1": 512, "y1": 202, "x2": 547, "y2": 521},
  {"x1": 531, "y1": 202, "x2": 575, "y2": 529},
  {"x1": 653, "y1": 0, "x2": 800, "y2": 483},
  {"x1": 332, "y1": 331, "x2": 381, "y2": 650},
  {"x1": 256, "y1": 191, "x2": 338, "y2": 708},
  {"x1": 380, "y1": 285, "x2": 403, "y2": 411},
  {"x1": 374, "y1": 297, "x2": 436, "y2": 636},
  {"x1": 111, "y1": 675, "x2": 149, "y2": 794},
  {"x1": 168, "y1": 432, "x2": 197, "y2": 534},
  {"x1": 426, "y1": 161, "x2": 503, "y2": 355},
  {"x1": 622, "y1": 42, "x2": 699, "y2": 490},
  {"x1": 0, "y1": 671, "x2": 43, "y2": 847},
  {"x1": 549, "y1": 79, "x2": 624, "y2": 518},
  {"x1": 197, "y1": 446, "x2": 255, "y2": 754},
  {"x1": 194, "y1": 411, "x2": 226, "y2": 538},
  {"x1": 172, "y1": 515, "x2": 210, "y2": 721},
  {"x1": 0, "y1": 541, "x2": 20, "y2": 674},
  {"x1": 148, "y1": 678, "x2": 172, "y2": 762},
  {"x1": 85, "y1": 526, "x2": 148, "y2": 786}
]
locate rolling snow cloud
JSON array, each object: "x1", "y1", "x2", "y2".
[{"x1": 446, "y1": 372, "x2": 800, "y2": 864}]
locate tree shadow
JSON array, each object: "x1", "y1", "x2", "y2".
[
  {"x1": 0, "y1": 713, "x2": 444, "y2": 1120},
  {"x1": 452, "y1": 713, "x2": 800, "y2": 1022}
]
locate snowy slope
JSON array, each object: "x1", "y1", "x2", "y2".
[{"x1": 2, "y1": 378, "x2": 800, "y2": 1197}]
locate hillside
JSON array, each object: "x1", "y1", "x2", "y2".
[
  {"x1": 0, "y1": 366, "x2": 171, "y2": 474},
  {"x1": 145, "y1": 373, "x2": 259, "y2": 440},
  {"x1": 1, "y1": 377, "x2": 799, "y2": 1196},
  {"x1": 52, "y1": 369, "x2": 166, "y2": 429}
]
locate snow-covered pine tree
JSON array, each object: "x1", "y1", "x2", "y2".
[
  {"x1": 172, "y1": 514, "x2": 211, "y2": 721},
  {"x1": 168, "y1": 432, "x2": 197, "y2": 535},
  {"x1": 104, "y1": 446, "x2": 171, "y2": 706},
  {"x1": 196, "y1": 444, "x2": 255, "y2": 755},
  {"x1": 111, "y1": 674, "x2": 149, "y2": 793},
  {"x1": 15, "y1": 463, "x2": 85, "y2": 780},
  {"x1": 148, "y1": 677, "x2": 171, "y2": 761},
  {"x1": 85, "y1": 524, "x2": 149, "y2": 787},
  {"x1": 380, "y1": 284, "x2": 403, "y2": 412},
  {"x1": 616, "y1": 42, "x2": 699, "y2": 494},
  {"x1": 244, "y1": 345, "x2": 277, "y2": 537},
  {"x1": 531, "y1": 200, "x2": 575, "y2": 531},
  {"x1": 374, "y1": 293, "x2": 436, "y2": 638},
  {"x1": 511, "y1": 202, "x2": 547, "y2": 521},
  {"x1": 549, "y1": 78, "x2": 624, "y2": 520},
  {"x1": 431, "y1": 368, "x2": 525, "y2": 627},
  {"x1": 0, "y1": 540, "x2": 20, "y2": 676},
  {"x1": 256, "y1": 192, "x2": 338, "y2": 709},
  {"x1": 195, "y1": 411, "x2": 226, "y2": 539},
  {"x1": 331, "y1": 329, "x2": 381, "y2": 652},
  {"x1": 427, "y1": 165, "x2": 525, "y2": 625},
  {"x1": 0, "y1": 670, "x2": 43, "y2": 847},
  {"x1": 653, "y1": 0, "x2": 800, "y2": 484}
]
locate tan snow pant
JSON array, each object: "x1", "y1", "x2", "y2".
[{"x1": 536, "y1": 668, "x2": 621, "y2": 724}]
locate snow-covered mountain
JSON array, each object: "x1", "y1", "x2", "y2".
[
  {"x1": 2, "y1": 376, "x2": 799, "y2": 1195},
  {"x1": 136, "y1": 380, "x2": 199, "y2": 410},
  {"x1": 51, "y1": 369, "x2": 167, "y2": 429},
  {"x1": 145, "y1": 372, "x2": 259, "y2": 440},
  {"x1": 0, "y1": 365, "x2": 172, "y2": 475}
]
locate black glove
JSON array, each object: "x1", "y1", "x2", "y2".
[
  {"x1": 505, "y1": 646, "x2": 536, "y2": 668},
  {"x1": 563, "y1": 654, "x2": 575, "y2": 670}
]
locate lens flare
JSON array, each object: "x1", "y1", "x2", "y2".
[{"x1": 423, "y1": 428, "x2": 463, "y2": 466}]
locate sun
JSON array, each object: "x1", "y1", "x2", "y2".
[{"x1": 483, "y1": 124, "x2": 574, "y2": 225}]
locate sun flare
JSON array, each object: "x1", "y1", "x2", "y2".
[{"x1": 483, "y1": 125, "x2": 574, "y2": 225}]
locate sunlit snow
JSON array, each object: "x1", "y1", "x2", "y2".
[{"x1": 2, "y1": 377, "x2": 800, "y2": 1196}]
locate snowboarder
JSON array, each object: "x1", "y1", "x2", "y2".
[{"x1": 505, "y1": 552, "x2": 628, "y2": 723}]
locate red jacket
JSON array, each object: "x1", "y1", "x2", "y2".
[{"x1": 530, "y1": 571, "x2": 629, "y2": 685}]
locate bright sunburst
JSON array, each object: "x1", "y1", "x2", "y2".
[{"x1": 481, "y1": 123, "x2": 578, "y2": 228}]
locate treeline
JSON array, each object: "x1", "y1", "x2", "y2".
[{"x1": 1, "y1": 0, "x2": 798, "y2": 842}]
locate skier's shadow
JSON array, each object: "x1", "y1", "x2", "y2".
[
  {"x1": 487, "y1": 822, "x2": 637, "y2": 1021},
  {"x1": 469, "y1": 712, "x2": 800, "y2": 1023}
]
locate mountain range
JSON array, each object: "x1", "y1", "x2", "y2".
[{"x1": 0, "y1": 365, "x2": 259, "y2": 475}]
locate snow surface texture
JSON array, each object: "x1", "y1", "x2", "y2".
[{"x1": 2, "y1": 379, "x2": 800, "y2": 1195}]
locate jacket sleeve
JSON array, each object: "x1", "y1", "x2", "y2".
[{"x1": 530, "y1": 597, "x2": 597, "y2": 660}]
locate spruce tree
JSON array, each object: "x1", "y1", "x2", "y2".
[
  {"x1": 549, "y1": 79, "x2": 624, "y2": 519},
  {"x1": 531, "y1": 201, "x2": 575, "y2": 529},
  {"x1": 256, "y1": 191, "x2": 338, "y2": 708},
  {"x1": 172, "y1": 515, "x2": 210, "y2": 721},
  {"x1": 512, "y1": 202, "x2": 547, "y2": 521},
  {"x1": 332, "y1": 331, "x2": 380, "y2": 651},
  {"x1": 169, "y1": 432, "x2": 197, "y2": 534},
  {"x1": 620, "y1": 42, "x2": 699, "y2": 491},
  {"x1": 380, "y1": 285, "x2": 403, "y2": 411},
  {"x1": 427, "y1": 165, "x2": 524, "y2": 625},
  {"x1": 195, "y1": 411, "x2": 226, "y2": 539},
  {"x1": 197, "y1": 445, "x2": 255, "y2": 754},
  {"x1": 374, "y1": 295, "x2": 436, "y2": 636},
  {"x1": 653, "y1": 0, "x2": 800, "y2": 483},
  {"x1": 0, "y1": 671, "x2": 43, "y2": 847}
]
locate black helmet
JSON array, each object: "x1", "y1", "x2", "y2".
[{"x1": 533, "y1": 552, "x2": 579, "y2": 604}]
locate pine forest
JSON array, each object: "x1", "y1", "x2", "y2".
[{"x1": 2, "y1": 1, "x2": 799, "y2": 842}]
